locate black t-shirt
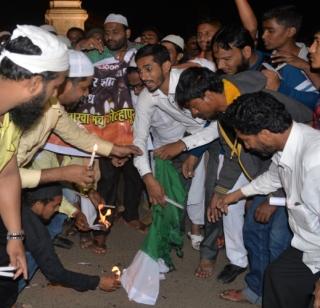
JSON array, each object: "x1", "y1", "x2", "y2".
[{"x1": 22, "y1": 206, "x2": 100, "y2": 291}]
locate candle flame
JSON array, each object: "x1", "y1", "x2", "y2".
[
  {"x1": 98, "y1": 204, "x2": 112, "y2": 229},
  {"x1": 93, "y1": 144, "x2": 98, "y2": 152},
  {"x1": 112, "y1": 266, "x2": 121, "y2": 277}
]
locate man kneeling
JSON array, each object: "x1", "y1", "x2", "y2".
[{"x1": 19, "y1": 183, "x2": 120, "y2": 293}]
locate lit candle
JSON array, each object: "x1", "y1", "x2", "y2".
[
  {"x1": 112, "y1": 266, "x2": 121, "y2": 280},
  {"x1": 88, "y1": 144, "x2": 98, "y2": 169}
]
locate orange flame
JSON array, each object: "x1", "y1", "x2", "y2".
[
  {"x1": 112, "y1": 266, "x2": 121, "y2": 278},
  {"x1": 98, "y1": 204, "x2": 112, "y2": 229}
]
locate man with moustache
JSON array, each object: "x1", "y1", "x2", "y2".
[
  {"x1": 175, "y1": 66, "x2": 312, "y2": 304},
  {"x1": 215, "y1": 92, "x2": 320, "y2": 308},
  {"x1": 75, "y1": 13, "x2": 145, "y2": 231},
  {"x1": 18, "y1": 49, "x2": 141, "y2": 190},
  {"x1": 0, "y1": 24, "x2": 69, "y2": 306}
]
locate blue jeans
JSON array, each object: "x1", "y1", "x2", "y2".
[
  {"x1": 243, "y1": 195, "x2": 292, "y2": 303},
  {"x1": 18, "y1": 213, "x2": 67, "y2": 292},
  {"x1": 47, "y1": 212, "x2": 67, "y2": 239}
]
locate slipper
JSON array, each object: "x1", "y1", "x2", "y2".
[
  {"x1": 187, "y1": 232, "x2": 203, "y2": 250},
  {"x1": 219, "y1": 289, "x2": 249, "y2": 303}
]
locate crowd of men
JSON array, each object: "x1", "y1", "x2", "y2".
[{"x1": 1, "y1": 1, "x2": 320, "y2": 307}]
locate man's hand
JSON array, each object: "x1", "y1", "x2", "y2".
[
  {"x1": 74, "y1": 211, "x2": 90, "y2": 231},
  {"x1": 154, "y1": 140, "x2": 186, "y2": 160},
  {"x1": 7, "y1": 240, "x2": 27, "y2": 280},
  {"x1": 99, "y1": 274, "x2": 121, "y2": 292},
  {"x1": 88, "y1": 189, "x2": 105, "y2": 209},
  {"x1": 314, "y1": 280, "x2": 320, "y2": 308},
  {"x1": 110, "y1": 157, "x2": 128, "y2": 167},
  {"x1": 254, "y1": 201, "x2": 277, "y2": 223},
  {"x1": 110, "y1": 145, "x2": 142, "y2": 158},
  {"x1": 216, "y1": 189, "x2": 245, "y2": 216},
  {"x1": 207, "y1": 192, "x2": 225, "y2": 223},
  {"x1": 63, "y1": 165, "x2": 95, "y2": 187},
  {"x1": 261, "y1": 69, "x2": 281, "y2": 91},
  {"x1": 143, "y1": 174, "x2": 166, "y2": 205},
  {"x1": 75, "y1": 37, "x2": 104, "y2": 53},
  {"x1": 182, "y1": 155, "x2": 199, "y2": 178},
  {"x1": 271, "y1": 50, "x2": 309, "y2": 70}
]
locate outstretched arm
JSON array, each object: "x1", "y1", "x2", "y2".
[{"x1": 235, "y1": 0, "x2": 258, "y2": 41}]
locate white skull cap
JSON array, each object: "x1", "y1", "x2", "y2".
[
  {"x1": 161, "y1": 34, "x2": 185, "y2": 50},
  {"x1": 104, "y1": 13, "x2": 128, "y2": 27},
  {"x1": 68, "y1": 50, "x2": 94, "y2": 77},
  {"x1": 0, "y1": 25, "x2": 69, "y2": 73}
]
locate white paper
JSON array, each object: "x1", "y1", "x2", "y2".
[{"x1": 269, "y1": 197, "x2": 286, "y2": 207}]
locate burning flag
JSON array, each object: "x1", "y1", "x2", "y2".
[{"x1": 121, "y1": 158, "x2": 186, "y2": 305}]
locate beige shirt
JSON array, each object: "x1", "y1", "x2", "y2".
[{"x1": 18, "y1": 97, "x2": 113, "y2": 188}]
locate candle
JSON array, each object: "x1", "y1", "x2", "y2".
[{"x1": 88, "y1": 144, "x2": 98, "y2": 168}]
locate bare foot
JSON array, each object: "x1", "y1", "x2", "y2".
[
  {"x1": 123, "y1": 219, "x2": 149, "y2": 234},
  {"x1": 80, "y1": 235, "x2": 93, "y2": 249},
  {"x1": 92, "y1": 234, "x2": 107, "y2": 255},
  {"x1": 194, "y1": 259, "x2": 215, "y2": 278},
  {"x1": 219, "y1": 289, "x2": 249, "y2": 303}
]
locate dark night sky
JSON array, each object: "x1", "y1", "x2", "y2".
[{"x1": 0, "y1": 0, "x2": 317, "y2": 42}]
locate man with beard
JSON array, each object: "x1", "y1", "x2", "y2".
[
  {"x1": 73, "y1": 13, "x2": 147, "y2": 233},
  {"x1": 216, "y1": 92, "x2": 320, "y2": 308},
  {"x1": 175, "y1": 66, "x2": 312, "y2": 304},
  {"x1": 0, "y1": 25, "x2": 69, "y2": 306},
  {"x1": 212, "y1": 24, "x2": 266, "y2": 75},
  {"x1": 17, "y1": 49, "x2": 143, "y2": 190}
]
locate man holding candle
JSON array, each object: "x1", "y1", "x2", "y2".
[
  {"x1": 0, "y1": 25, "x2": 69, "y2": 306},
  {"x1": 17, "y1": 49, "x2": 142, "y2": 190}
]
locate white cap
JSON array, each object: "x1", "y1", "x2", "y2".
[
  {"x1": 104, "y1": 13, "x2": 128, "y2": 27},
  {"x1": 0, "y1": 25, "x2": 69, "y2": 73},
  {"x1": 161, "y1": 34, "x2": 184, "y2": 50},
  {"x1": 68, "y1": 50, "x2": 94, "y2": 77},
  {"x1": 40, "y1": 24, "x2": 57, "y2": 34}
]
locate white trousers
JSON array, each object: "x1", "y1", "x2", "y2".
[
  {"x1": 217, "y1": 155, "x2": 248, "y2": 268},
  {"x1": 186, "y1": 155, "x2": 206, "y2": 225}
]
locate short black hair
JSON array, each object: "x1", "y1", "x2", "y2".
[
  {"x1": 175, "y1": 67, "x2": 223, "y2": 109},
  {"x1": 141, "y1": 25, "x2": 162, "y2": 41},
  {"x1": 263, "y1": 5, "x2": 302, "y2": 34},
  {"x1": 135, "y1": 44, "x2": 170, "y2": 66},
  {"x1": 213, "y1": 24, "x2": 255, "y2": 51},
  {"x1": 222, "y1": 91, "x2": 292, "y2": 135},
  {"x1": 196, "y1": 16, "x2": 221, "y2": 29},
  {"x1": 24, "y1": 183, "x2": 62, "y2": 208},
  {"x1": 0, "y1": 36, "x2": 59, "y2": 81}
]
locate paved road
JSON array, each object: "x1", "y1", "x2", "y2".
[{"x1": 20, "y1": 220, "x2": 254, "y2": 308}]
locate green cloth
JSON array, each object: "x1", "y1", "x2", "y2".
[{"x1": 141, "y1": 158, "x2": 186, "y2": 269}]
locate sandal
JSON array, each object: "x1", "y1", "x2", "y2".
[
  {"x1": 219, "y1": 289, "x2": 249, "y2": 303},
  {"x1": 187, "y1": 232, "x2": 203, "y2": 250}
]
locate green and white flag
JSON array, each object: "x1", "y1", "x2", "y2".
[{"x1": 121, "y1": 158, "x2": 186, "y2": 305}]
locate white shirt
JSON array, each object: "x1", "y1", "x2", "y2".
[
  {"x1": 241, "y1": 122, "x2": 320, "y2": 273},
  {"x1": 133, "y1": 68, "x2": 219, "y2": 176}
]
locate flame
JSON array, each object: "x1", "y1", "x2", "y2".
[
  {"x1": 112, "y1": 266, "x2": 121, "y2": 278},
  {"x1": 93, "y1": 144, "x2": 98, "y2": 152},
  {"x1": 98, "y1": 204, "x2": 112, "y2": 228}
]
